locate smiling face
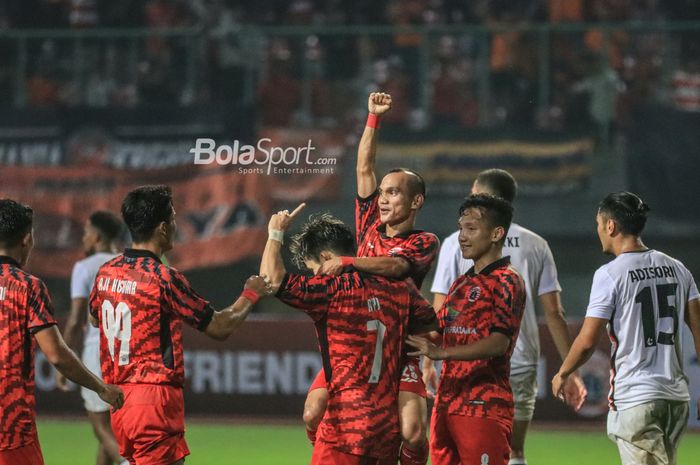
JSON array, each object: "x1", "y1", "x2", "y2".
[
  {"x1": 458, "y1": 207, "x2": 501, "y2": 261},
  {"x1": 377, "y1": 171, "x2": 422, "y2": 226}
]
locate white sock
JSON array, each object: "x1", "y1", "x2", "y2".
[{"x1": 508, "y1": 459, "x2": 527, "y2": 465}]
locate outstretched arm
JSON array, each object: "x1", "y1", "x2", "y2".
[
  {"x1": 204, "y1": 275, "x2": 272, "y2": 341},
  {"x1": 407, "y1": 333, "x2": 509, "y2": 361},
  {"x1": 357, "y1": 92, "x2": 392, "y2": 198}
]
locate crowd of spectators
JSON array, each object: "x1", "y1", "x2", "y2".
[{"x1": 0, "y1": 0, "x2": 698, "y2": 131}]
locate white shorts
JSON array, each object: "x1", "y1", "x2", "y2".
[
  {"x1": 607, "y1": 399, "x2": 689, "y2": 465},
  {"x1": 81, "y1": 342, "x2": 110, "y2": 413},
  {"x1": 510, "y1": 368, "x2": 538, "y2": 421}
]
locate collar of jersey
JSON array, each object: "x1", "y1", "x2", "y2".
[
  {"x1": 376, "y1": 223, "x2": 424, "y2": 239},
  {"x1": 466, "y1": 256, "x2": 511, "y2": 276},
  {"x1": 124, "y1": 248, "x2": 162, "y2": 263},
  {"x1": 0, "y1": 255, "x2": 21, "y2": 268}
]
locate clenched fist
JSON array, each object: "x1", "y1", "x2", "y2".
[{"x1": 368, "y1": 92, "x2": 392, "y2": 116}]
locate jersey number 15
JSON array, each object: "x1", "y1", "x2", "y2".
[{"x1": 634, "y1": 283, "x2": 678, "y2": 347}]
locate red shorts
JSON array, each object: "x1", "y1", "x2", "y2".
[
  {"x1": 310, "y1": 441, "x2": 395, "y2": 465},
  {"x1": 111, "y1": 384, "x2": 190, "y2": 465},
  {"x1": 0, "y1": 440, "x2": 43, "y2": 465},
  {"x1": 309, "y1": 358, "x2": 426, "y2": 397},
  {"x1": 430, "y1": 410, "x2": 511, "y2": 465}
]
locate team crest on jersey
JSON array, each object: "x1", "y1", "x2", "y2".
[
  {"x1": 468, "y1": 286, "x2": 482, "y2": 302},
  {"x1": 388, "y1": 247, "x2": 403, "y2": 256}
]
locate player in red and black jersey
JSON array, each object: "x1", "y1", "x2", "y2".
[
  {"x1": 407, "y1": 194, "x2": 526, "y2": 465},
  {"x1": 304, "y1": 92, "x2": 439, "y2": 465},
  {"x1": 260, "y1": 205, "x2": 439, "y2": 465},
  {"x1": 0, "y1": 199, "x2": 123, "y2": 465},
  {"x1": 88, "y1": 186, "x2": 271, "y2": 465}
]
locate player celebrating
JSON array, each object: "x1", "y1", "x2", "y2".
[
  {"x1": 0, "y1": 199, "x2": 124, "y2": 465},
  {"x1": 407, "y1": 194, "x2": 526, "y2": 465},
  {"x1": 427, "y1": 169, "x2": 586, "y2": 465},
  {"x1": 88, "y1": 185, "x2": 271, "y2": 465},
  {"x1": 553, "y1": 192, "x2": 700, "y2": 465},
  {"x1": 260, "y1": 204, "x2": 439, "y2": 465},
  {"x1": 305, "y1": 92, "x2": 439, "y2": 465},
  {"x1": 56, "y1": 211, "x2": 128, "y2": 465}
]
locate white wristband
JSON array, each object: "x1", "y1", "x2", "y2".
[{"x1": 268, "y1": 229, "x2": 284, "y2": 244}]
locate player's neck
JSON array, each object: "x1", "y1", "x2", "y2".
[
  {"x1": 0, "y1": 248, "x2": 24, "y2": 267},
  {"x1": 384, "y1": 215, "x2": 416, "y2": 237},
  {"x1": 473, "y1": 248, "x2": 503, "y2": 274},
  {"x1": 130, "y1": 241, "x2": 165, "y2": 258},
  {"x1": 93, "y1": 243, "x2": 111, "y2": 254},
  {"x1": 614, "y1": 236, "x2": 647, "y2": 256}
]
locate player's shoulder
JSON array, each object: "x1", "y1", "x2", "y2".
[{"x1": 511, "y1": 223, "x2": 549, "y2": 249}]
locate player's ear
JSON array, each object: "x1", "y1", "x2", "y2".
[
  {"x1": 492, "y1": 225, "x2": 506, "y2": 243},
  {"x1": 22, "y1": 230, "x2": 33, "y2": 249},
  {"x1": 319, "y1": 250, "x2": 334, "y2": 261},
  {"x1": 606, "y1": 217, "x2": 618, "y2": 236},
  {"x1": 411, "y1": 193, "x2": 424, "y2": 210}
]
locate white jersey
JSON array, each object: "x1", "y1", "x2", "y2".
[
  {"x1": 431, "y1": 223, "x2": 561, "y2": 374},
  {"x1": 586, "y1": 249, "x2": 699, "y2": 410},
  {"x1": 70, "y1": 252, "x2": 117, "y2": 347}
]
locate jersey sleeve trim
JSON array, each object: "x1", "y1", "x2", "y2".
[
  {"x1": 29, "y1": 322, "x2": 57, "y2": 335},
  {"x1": 196, "y1": 305, "x2": 215, "y2": 332}
]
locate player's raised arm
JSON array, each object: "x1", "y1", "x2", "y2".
[
  {"x1": 357, "y1": 92, "x2": 392, "y2": 198},
  {"x1": 34, "y1": 326, "x2": 124, "y2": 409},
  {"x1": 260, "y1": 203, "x2": 306, "y2": 288}
]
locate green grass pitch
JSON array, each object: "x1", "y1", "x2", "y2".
[{"x1": 38, "y1": 419, "x2": 699, "y2": 465}]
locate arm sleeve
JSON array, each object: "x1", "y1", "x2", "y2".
[
  {"x1": 28, "y1": 279, "x2": 57, "y2": 334},
  {"x1": 430, "y1": 233, "x2": 461, "y2": 295},
  {"x1": 276, "y1": 273, "x2": 333, "y2": 321},
  {"x1": 537, "y1": 241, "x2": 563, "y2": 296},
  {"x1": 683, "y1": 265, "x2": 700, "y2": 302},
  {"x1": 70, "y1": 261, "x2": 91, "y2": 299},
  {"x1": 585, "y1": 267, "x2": 617, "y2": 320},
  {"x1": 407, "y1": 282, "x2": 439, "y2": 334},
  {"x1": 88, "y1": 283, "x2": 99, "y2": 320},
  {"x1": 163, "y1": 268, "x2": 215, "y2": 332},
  {"x1": 355, "y1": 190, "x2": 380, "y2": 245},
  {"x1": 487, "y1": 279, "x2": 519, "y2": 338}
]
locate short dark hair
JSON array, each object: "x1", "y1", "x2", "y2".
[
  {"x1": 598, "y1": 192, "x2": 650, "y2": 235},
  {"x1": 89, "y1": 211, "x2": 124, "y2": 243},
  {"x1": 475, "y1": 169, "x2": 517, "y2": 203},
  {"x1": 289, "y1": 213, "x2": 356, "y2": 270},
  {"x1": 459, "y1": 193, "x2": 513, "y2": 238},
  {"x1": 121, "y1": 185, "x2": 174, "y2": 243},
  {"x1": 0, "y1": 199, "x2": 33, "y2": 248},
  {"x1": 386, "y1": 167, "x2": 426, "y2": 198}
]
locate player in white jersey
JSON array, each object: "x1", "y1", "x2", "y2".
[
  {"x1": 428, "y1": 169, "x2": 587, "y2": 465},
  {"x1": 553, "y1": 192, "x2": 700, "y2": 465},
  {"x1": 56, "y1": 211, "x2": 129, "y2": 465}
]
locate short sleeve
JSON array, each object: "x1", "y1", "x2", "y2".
[
  {"x1": 407, "y1": 282, "x2": 439, "y2": 334},
  {"x1": 537, "y1": 242, "x2": 562, "y2": 296},
  {"x1": 28, "y1": 279, "x2": 57, "y2": 334},
  {"x1": 88, "y1": 282, "x2": 100, "y2": 320},
  {"x1": 355, "y1": 190, "x2": 380, "y2": 245},
  {"x1": 276, "y1": 273, "x2": 333, "y2": 321},
  {"x1": 163, "y1": 268, "x2": 215, "y2": 331},
  {"x1": 70, "y1": 261, "x2": 91, "y2": 299},
  {"x1": 430, "y1": 233, "x2": 461, "y2": 295},
  {"x1": 488, "y1": 277, "x2": 520, "y2": 338},
  {"x1": 390, "y1": 232, "x2": 439, "y2": 279},
  {"x1": 585, "y1": 267, "x2": 616, "y2": 320}
]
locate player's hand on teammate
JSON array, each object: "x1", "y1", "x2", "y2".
[
  {"x1": 563, "y1": 373, "x2": 587, "y2": 411},
  {"x1": 406, "y1": 335, "x2": 447, "y2": 360},
  {"x1": 368, "y1": 92, "x2": 392, "y2": 116},
  {"x1": 316, "y1": 257, "x2": 344, "y2": 276},
  {"x1": 245, "y1": 274, "x2": 274, "y2": 297},
  {"x1": 99, "y1": 384, "x2": 125, "y2": 410},
  {"x1": 269, "y1": 203, "x2": 306, "y2": 232}
]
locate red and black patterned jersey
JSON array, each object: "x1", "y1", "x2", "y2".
[
  {"x1": 0, "y1": 256, "x2": 57, "y2": 451},
  {"x1": 277, "y1": 271, "x2": 438, "y2": 458},
  {"x1": 88, "y1": 249, "x2": 214, "y2": 387},
  {"x1": 435, "y1": 257, "x2": 525, "y2": 426},
  {"x1": 355, "y1": 191, "x2": 439, "y2": 289}
]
